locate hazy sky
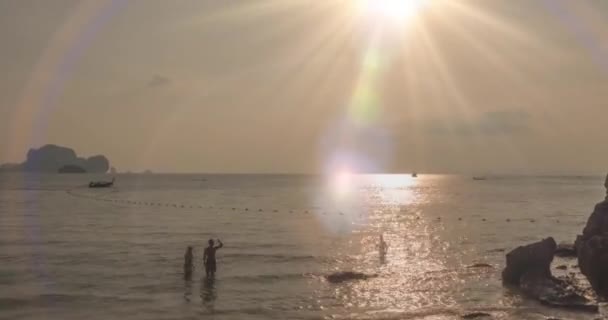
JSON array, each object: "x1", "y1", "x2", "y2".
[{"x1": 1, "y1": 0, "x2": 608, "y2": 174}]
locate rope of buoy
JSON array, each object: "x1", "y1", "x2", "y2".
[{"x1": 65, "y1": 190, "x2": 572, "y2": 224}]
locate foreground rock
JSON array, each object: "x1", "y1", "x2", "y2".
[
  {"x1": 519, "y1": 273, "x2": 598, "y2": 312},
  {"x1": 576, "y1": 175, "x2": 608, "y2": 298},
  {"x1": 325, "y1": 271, "x2": 377, "y2": 284},
  {"x1": 554, "y1": 242, "x2": 577, "y2": 257},
  {"x1": 502, "y1": 237, "x2": 555, "y2": 285},
  {"x1": 461, "y1": 312, "x2": 491, "y2": 319},
  {"x1": 503, "y1": 237, "x2": 597, "y2": 312},
  {"x1": 467, "y1": 263, "x2": 493, "y2": 269}
]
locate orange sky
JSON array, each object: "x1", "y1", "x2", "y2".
[{"x1": 1, "y1": 0, "x2": 608, "y2": 174}]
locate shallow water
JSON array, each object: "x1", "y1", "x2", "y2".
[{"x1": 0, "y1": 173, "x2": 606, "y2": 319}]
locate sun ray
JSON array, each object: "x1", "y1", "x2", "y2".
[{"x1": 357, "y1": 0, "x2": 428, "y2": 25}]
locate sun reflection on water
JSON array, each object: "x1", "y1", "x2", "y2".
[{"x1": 311, "y1": 175, "x2": 484, "y2": 317}]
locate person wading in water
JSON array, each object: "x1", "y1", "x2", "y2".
[
  {"x1": 378, "y1": 234, "x2": 388, "y2": 263},
  {"x1": 184, "y1": 246, "x2": 193, "y2": 280},
  {"x1": 203, "y1": 239, "x2": 223, "y2": 278}
]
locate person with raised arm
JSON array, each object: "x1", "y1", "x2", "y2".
[{"x1": 203, "y1": 239, "x2": 223, "y2": 278}]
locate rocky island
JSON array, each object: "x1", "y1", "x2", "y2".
[
  {"x1": 58, "y1": 164, "x2": 87, "y2": 173},
  {"x1": 0, "y1": 144, "x2": 110, "y2": 173}
]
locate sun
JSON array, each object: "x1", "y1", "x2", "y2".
[{"x1": 357, "y1": 0, "x2": 427, "y2": 23}]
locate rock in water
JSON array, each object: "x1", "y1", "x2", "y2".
[
  {"x1": 2, "y1": 144, "x2": 110, "y2": 173},
  {"x1": 467, "y1": 263, "x2": 493, "y2": 269},
  {"x1": 325, "y1": 271, "x2": 376, "y2": 284},
  {"x1": 519, "y1": 273, "x2": 598, "y2": 312},
  {"x1": 502, "y1": 237, "x2": 556, "y2": 285},
  {"x1": 84, "y1": 155, "x2": 109, "y2": 173},
  {"x1": 554, "y1": 242, "x2": 577, "y2": 257},
  {"x1": 575, "y1": 175, "x2": 608, "y2": 298},
  {"x1": 461, "y1": 312, "x2": 491, "y2": 319},
  {"x1": 577, "y1": 233, "x2": 608, "y2": 297},
  {"x1": 502, "y1": 238, "x2": 598, "y2": 312},
  {"x1": 58, "y1": 164, "x2": 86, "y2": 173}
]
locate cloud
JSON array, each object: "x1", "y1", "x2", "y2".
[
  {"x1": 429, "y1": 109, "x2": 531, "y2": 136},
  {"x1": 147, "y1": 74, "x2": 171, "y2": 88}
]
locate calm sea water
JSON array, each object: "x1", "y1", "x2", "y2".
[{"x1": 0, "y1": 173, "x2": 606, "y2": 320}]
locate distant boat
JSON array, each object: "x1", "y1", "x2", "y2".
[
  {"x1": 412, "y1": 173, "x2": 418, "y2": 178},
  {"x1": 472, "y1": 176, "x2": 487, "y2": 181},
  {"x1": 89, "y1": 177, "x2": 115, "y2": 188}
]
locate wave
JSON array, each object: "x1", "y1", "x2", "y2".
[
  {"x1": 225, "y1": 272, "x2": 314, "y2": 283},
  {"x1": 222, "y1": 253, "x2": 323, "y2": 263},
  {"x1": 0, "y1": 293, "x2": 152, "y2": 309},
  {"x1": 323, "y1": 305, "x2": 523, "y2": 320}
]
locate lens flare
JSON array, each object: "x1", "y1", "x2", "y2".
[
  {"x1": 357, "y1": 0, "x2": 427, "y2": 23},
  {"x1": 332, "y1": 167, "x2": 354, "y2": 198}
]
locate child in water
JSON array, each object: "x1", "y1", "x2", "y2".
[{"x1": 184, "y1": 246, "x2": 193, "y2": 280}]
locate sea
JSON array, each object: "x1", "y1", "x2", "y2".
[{"x1": 0, "y1": 173, "x2": 606, "y2": 320}]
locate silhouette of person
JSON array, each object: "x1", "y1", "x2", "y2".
[
  {"x1": 203, "y1": 239, "x2": 223, "y2": 278},
  {"x1": 378, "y1": 234, "x2": 388, "y2": 263},
  {"x1": 184, "y1": 246, "x2": 193, "y2": 280}
]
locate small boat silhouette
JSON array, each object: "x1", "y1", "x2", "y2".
[
  {"x1": 472, "y1": 176, "x2": 487, "y2": 181},
  {"x1": 89, "y1": 177, "x2": 115, "y2": 188}
]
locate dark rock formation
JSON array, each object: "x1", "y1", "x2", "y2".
[
  {"x1": 467, "y1": 263, "x2": 493, "y2": 269},
  {"x1": 577, "y1": 233, "x2": 608, "y2": 297},
  {"x1": 83, "y1": 155, "x2": 109, "y2": 173},
  {"x1": 502, "y1": 237, "x2": 556, "y2": 285},
  {"x1": 0, "y1": 144, "x2": 109, "y2": 173},
  {"x1": 555, "y1": 242, "x2": 577, "y2": 257},
  {"x1": 24, "y1": 144, "x2": 80, "y2": 172},
  {"x1": 502, "y1": 238, "x2": 598, "y2": 312},
  {"x1": 461, "y1": 312, "x2": 492, "y2": 319},
  {"x1": 325, "y1": 271, "x2": 377, "y2": 284},
  {"x1": 519, "y1": 273, "x2": 598, "y2": 312},
  {"x1": 58, "y1": 164, "x2": 86, "y2": 173},
  {"x1": 575, "y1": 174, "x2": 608, "y2": 298},
  {"x1": 0, "y1": 163, "x2": 23, "y2": 171}
]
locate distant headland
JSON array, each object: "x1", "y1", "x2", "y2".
[{"x1": 0, "y1": 144, "x2": 110, "y2": 173}]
